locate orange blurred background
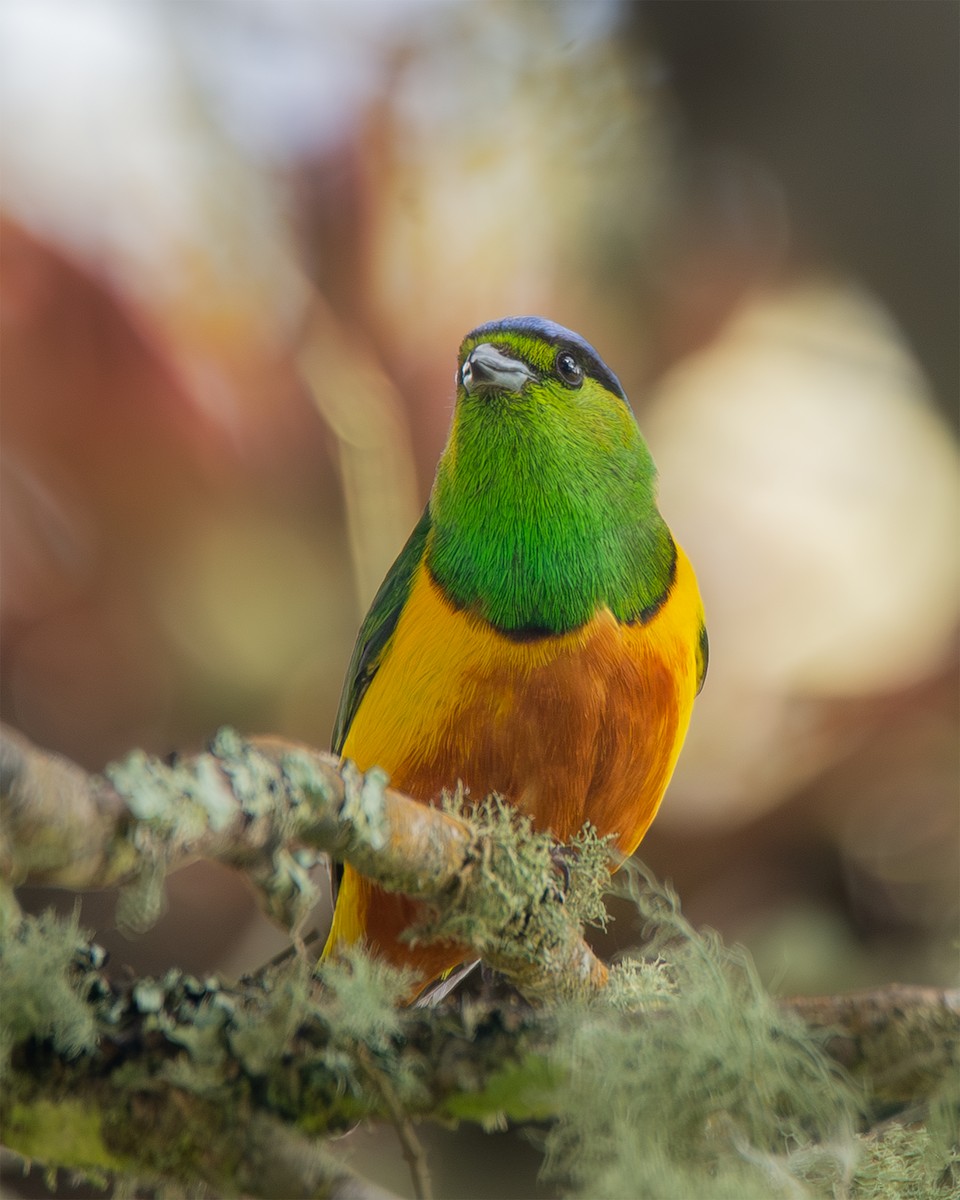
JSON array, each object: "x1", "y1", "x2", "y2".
[{"x1": 2, "y1": 3, "x2": 957, "y2": 1195}]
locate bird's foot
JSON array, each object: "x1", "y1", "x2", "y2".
[{"x1": 549, "y1": 842, "x2": 581, "y2": 898}]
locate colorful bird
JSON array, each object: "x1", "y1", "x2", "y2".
[{"x1": 323, "y1": 316, "x2": 707, "y2": 993}]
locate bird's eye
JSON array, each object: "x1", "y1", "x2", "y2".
[{"x1": 555, "y1": 351, "x2": 583, "y2": 388}]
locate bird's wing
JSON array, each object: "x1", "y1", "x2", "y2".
[
  {"x1": 696, "y1": 621, "x2": 709, "y2": 695},
  {"x1": 327, "y1": 507, "x2": 432, "y2": 917},
  {"x1": 332, "y1": 505, "x2": 433, "y2": 754}
]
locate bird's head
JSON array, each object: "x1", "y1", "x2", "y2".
[
  {"x1": 456, "y1": 315, "x2": 629, "y2": 422},
  {"x1": 432, "y1": 316, "x2": 671, "y2": 631},
  {"x1": 447, "y1": 316, "x2": 649, "y2": 486}
]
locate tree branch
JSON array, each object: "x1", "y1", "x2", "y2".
[
  {"x1": 0, "y1": 723, "x2": 607, "y2": 1001},
  {"x1": 2, "y1": 918, "x2": 956, "y2": 1194},
  {"x1": 3, "y1": 713, "x2": 958, "y2": 1200},
  {"x1": 0, "y1": 924, "x2": 559, "y2": 1192},
  {"x1": 781, "y1": 984, "x2": 960, "y2": 1110}
]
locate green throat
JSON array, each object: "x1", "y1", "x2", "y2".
[{"x1": 427, "y1": 383, "x2": 676, "y2": 637}]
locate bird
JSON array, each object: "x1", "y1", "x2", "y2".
[{"x1": 322, "y1": 316, "x2": 707, "y2": 994}]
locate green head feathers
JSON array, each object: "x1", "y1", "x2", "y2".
[{"x1": 428, "y1": 316, "x2": 676, "y2": 635}]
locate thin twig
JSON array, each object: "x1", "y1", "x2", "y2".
[{"x1": 356, "y1": 1044, "x2": 434, "y2": 1200}]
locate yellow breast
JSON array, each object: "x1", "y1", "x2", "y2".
[
  {"x1": 327, "y1": 543, "x2": 704, "y2": 981},
  {"x1": 341, "y1": 542, "x2": 704, "y2": 852}
]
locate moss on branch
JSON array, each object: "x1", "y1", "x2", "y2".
[
  {"x1": 1, "y1": 724, "x2": 607, "y2": 1000},
  {"x1": 2, "y1": 891, "x2": 957, "y2": 1198},
  {"x1": 0, "y1": 910, "x2": 564, "y2": 1194},
  {"x1": 2, "y1": 725, "x2": 958, "y2": 1198}
]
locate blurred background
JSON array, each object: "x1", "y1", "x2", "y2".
[{"x1": 2, "y1": 1, "x2": 957, "y2": 1196}]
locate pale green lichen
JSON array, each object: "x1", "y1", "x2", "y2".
[
  {"x1": 105, "y1": 749, "x2": 173, "y2": 822},
  {"x1": 191, "y1": 754, "x2": 238, "y2": 833},
  {"x1": 850, "y1": 1122, "x2": 959, "y2": 1199},
  {"x1": 563, "y1": 821, "x2": 617, "y2": 930},
  {"x1": 103, "y1": 731, "x2": 335, "y2": 935},
  {"x1": 337, "y1": 760, "x2": 391, "y2": 853},
  {"x1": 0, "y1": 882, "x2": 22, "y2": 938},
  {"x1": 415, "y1": 793, "x2": 567, "y2": 959},
  {"x1": 541, "y1": 865, "x2": 864, "y2": 1199},
  {"x1": 0, "y1": 909, "x2": 98, "y2": 1067},
  {"x1": 245, "y1": 841, "x2": 322, "y2": 933},
  {"x1": 114, "y1": 851, "x2": 168, "y2": 934},
  {"x1": 274, "y1": 745, "x2": 337, "y2": 809},
  {"x1": 4, "y1": 801, "x2": 957, "y2": 1198},
  {"x1": 106, "y1": 741, "x2": 234, "y2": 840},
  {"x1": 227, "y1": 962, "x2": 316, "y2": 1077},
  {"x1": 537, "y1": 865, "x2": 955, "y2": 1199},
  {"x1": 105, "y1": 748, "x2": 221, "y2": 934},
  {"x1": 601, "y1": 954, "x2": 677, "y2": 1011},
  {"x1": 209, "y1": 726, "x2": 280, "y2": 821},
  {"x1": 315, "y1": 945, "x2": 411, "y2": 1050}
]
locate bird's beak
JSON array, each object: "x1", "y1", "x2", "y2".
[{"x1": 461, "y1": 343, "x2": 536, "y2": 395}]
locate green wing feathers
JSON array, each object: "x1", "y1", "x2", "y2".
[{"x1": 696, "y1": 621, "x2": 709, "y2": 695}]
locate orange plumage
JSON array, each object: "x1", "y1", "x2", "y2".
[{"x1": 325, "y1": 548, "x2": 704, "y2": 988}]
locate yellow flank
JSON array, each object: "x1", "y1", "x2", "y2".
[{"x1": 324, "y1": 541, "x2": 705, "y2": 984}]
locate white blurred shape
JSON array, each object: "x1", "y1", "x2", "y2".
[
  {"x1": 1, "y1": 1, "x2": 194, "y2": 274},
  {"x1": 646, "y1": 280, "x2": 960, "y2": 823},
  {"x1": 0, "y1": 0, "x2": 306, "y2": 336},
  {"x1": 173, "y1": 0, "x2": 458, "y2": 161}
]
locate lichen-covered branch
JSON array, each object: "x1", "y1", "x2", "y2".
[
  {"x1": 0, "y1": 912, "x2": 562, "y2": 1194},
  {"x1": 0, "y1": 723, "x2": 473, "y2": 925},
  {"x1": 0, "y1": 723, "x2": 607, "y2": 1001},
  {"x1": 782, "y1": 984, "x2": 960, "y2": 1110},
  {"x1": 3, "y1": 726, "x2": 958, "y2": 1199},
  {"x1": 0, "y1": 725, "x2": 135, "y2": 891},
  {"x1": 2, "y1": 909, "x2": 957, "y2": 1199}
]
